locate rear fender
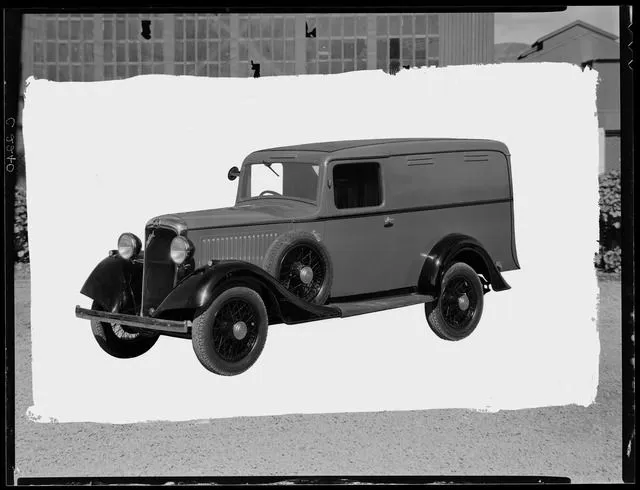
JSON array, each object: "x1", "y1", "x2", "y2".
[
  {"x1": 80, "y1": 252, "x2": 143, "y2": 312},
  {"x1": 418, "y1": 234, "x2": 510, "y2": 296}
]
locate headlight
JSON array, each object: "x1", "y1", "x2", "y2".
[
  {"x1": 170, "y1": 236, "x2": 194, "y2": 265},
  {"x1": 117, "y1": 233, "x2": 142, "y2": 260}
]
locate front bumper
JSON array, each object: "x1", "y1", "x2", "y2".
[{"x1": 75, "y1": 306, "x2": 191, "y2": 334}]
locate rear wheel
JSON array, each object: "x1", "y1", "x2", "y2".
[
  {"x1": 90, "y1": 299, "x2": 159, "y2": 359},
  {"x1": 425, "y1": 262, "x2": 484, "y2": 341},
  {"x1": 191, "y1": 286, "x2": 268, "y2": 376}
]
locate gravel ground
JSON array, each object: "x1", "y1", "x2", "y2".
[{"x1": 13, "y1": 266, "x2": 622, "y2": 483}]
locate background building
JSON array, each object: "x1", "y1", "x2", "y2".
[
  {"x1": 15, "y1": 12, "x2": 494, "y2": 186},
  {"x1": 20, "y1": 12, "x2": 494, "y2": 82},
  {"x1": 516, "y1": 20, "x2": 620, "y2": 174}
]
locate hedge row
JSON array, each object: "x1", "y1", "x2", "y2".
[
  {"x1": 14, "y1": 186, "x2": 29, "y2": 263},
  {"x1": 594, "y1": 169, "x2": 621, "y2": 273}
]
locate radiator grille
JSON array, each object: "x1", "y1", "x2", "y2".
[
  {"x1": 199, "y1": 232, "x2": 279, "y2": 267},
  {"x1": 142, "y1": 227, "x2": 177, "y2": 314}
]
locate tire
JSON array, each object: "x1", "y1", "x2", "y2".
[
  {"x1": 263, "y1": 230, "x2": 333, "y2": 305},
  {"x1": 90, "y1": 299, "x2": 159, "y2": 359},
  {"x1": 192, "y1": 286, "x2": 268, "y2": 376},
  {"x1": 425, "y1": 262, "x2": 484, "y2": 341}
]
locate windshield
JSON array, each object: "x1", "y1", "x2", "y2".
[{"x1": 238, "y1": 162, "x2": 320, "y2": 204}]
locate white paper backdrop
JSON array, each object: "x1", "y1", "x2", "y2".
[{"x1": 22, "y1": 63, "x2": 601, "y2": 423}]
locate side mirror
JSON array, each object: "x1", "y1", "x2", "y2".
[{"x1": 227, "y1": 166, "x2": 241, "y2": 181}]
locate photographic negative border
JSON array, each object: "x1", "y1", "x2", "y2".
[{"x1": 4, "y1": 3, "x2": 633, "y2": 485}]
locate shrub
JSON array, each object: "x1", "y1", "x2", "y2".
[
  {"x1": 595, "y1": 170, "x2": 621, "y2": 273},
  {"x1": 599, "y1": 169, "x2": 621, "y2": 231},
  {"x1": 14, "y1": 186, "x2": 29, "y2": 263},
  {"x1": 594, "y1": 245, "x2": 622, "y2": 273}
]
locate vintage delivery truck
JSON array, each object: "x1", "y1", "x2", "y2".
[{"x1": 76, "y1": 138, "x2": 520, "y2": 376}]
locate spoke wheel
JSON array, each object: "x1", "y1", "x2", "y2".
[
  {"x1": 425, "y1": 262, "x2": 484, "y2": 341},
  {"x1": 279, "y1": 244, "x2": 327, "y2": 303},
  {"x1": 90, "y1": 299, "x2": 159, "y2": 359},
  {"x1": 440, "y1": 276, "x2": 478, "y2": 330},
  {"x1": 107, "y1": 300, "x2": 142, "y2": 339},
  {"x1": 212, "y1": 298, "x2": 260, "y2": 363},
  {"x1": 263, "y1": 231, "x2": 333, "y2": 305},
  {"x1": 192, "y1": 286, "x2": 268, "y2": 376}
]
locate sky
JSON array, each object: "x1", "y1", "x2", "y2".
[{"x1": 495, "y1": 6, "x2": 621, "y2": 45}]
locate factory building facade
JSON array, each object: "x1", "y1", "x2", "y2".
[
  {"x1": 20, "y1": 12, "x2": 494, "y2": 83},
  {"x1": 14, "y1": 12, "x2": 494, "y2": 187}
]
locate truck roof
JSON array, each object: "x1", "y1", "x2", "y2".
[{"x1": 249, "y1": 138, "x2": 510, "y2": 161}]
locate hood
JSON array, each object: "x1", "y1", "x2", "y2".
[{"x1": 146, "y1": 198, "x2": 318, "y2": 232}]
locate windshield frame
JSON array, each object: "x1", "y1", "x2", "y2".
[{"x1": 236, "y1": 161, "x2": 322, "y2": 206}]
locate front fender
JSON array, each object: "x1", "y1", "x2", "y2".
[
  {"x1": 418, "y1": 234, "x2": 510, "y2": 296},
  {"x1": 154, "y1": 260, "x2": 340, "y2": 324},
  {"x1": 80, "y1": 253, "x2": 143, "y2": 312},
  {"x1": 151, "y1": 264, "x2": 228, "y2": 314}
]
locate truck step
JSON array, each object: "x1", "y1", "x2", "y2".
[{"x1": 329, "y1": 293, "x2": 434, "y2": 318}]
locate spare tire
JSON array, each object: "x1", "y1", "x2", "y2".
[{"x1": 263, "y1": 230, "x2": 333, "y2": 305}]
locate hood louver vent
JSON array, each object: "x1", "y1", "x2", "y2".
[{"x1": 199, "y1": 232, "x2": 279, "y2": 268}]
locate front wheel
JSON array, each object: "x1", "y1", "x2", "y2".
[
  {"x1": 90, "y1": 300, "x2": 159, "y2": 359},
  {"x1": 425, "y1": 262, "x2": 484, "y2": 341},
  {"x1": 191, "y1": 286, "x2": 268, "y2": 376}
]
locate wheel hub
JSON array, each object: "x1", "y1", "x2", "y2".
[
  {"x1": 458, "y1": 294, "x2": 470, "y2": 311},
  {"x1": 232, "y1": 321, "x2": 248, "y2": 340},
  {"x1": 299, "y1": 265, "x2": 314, "y2": 285}
]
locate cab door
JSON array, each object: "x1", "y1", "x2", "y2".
[{"x1": 321, "y1": 160, "x2": 399, "y2": 298}]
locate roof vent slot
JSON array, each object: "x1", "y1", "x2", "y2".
[
  {"x1": 464, "y1": 153, "x2": 489, "y2": 163},
  {"x1": 406, "y1": 154, "x2": 436, "y2": 166},
  {"x1": 267, "y1": 152, "x2": 298, "y2": 161}
]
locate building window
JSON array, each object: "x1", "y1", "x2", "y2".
[
  {"x1": 33, "y1": 14, "x2": 96, "y2": 81},
  {"x1": 103, "y1": 13, "x2": 165, "y2": 80},
  {"x1": 174, "y1": 14, "x2": 230, "y2": 77},
  {"x1": 306, "y1": 14, "x2": 367, "y2": 74},
  {"x1": 376, "y1": 14, "x2": 439, "y2": 73},
  {"x1": 237, "y1": 14, "x2": 296, "y2": 77}
]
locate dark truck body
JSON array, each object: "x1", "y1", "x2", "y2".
[{"x1": 76, "y1": 138, "x2": 519, "y2": 374}]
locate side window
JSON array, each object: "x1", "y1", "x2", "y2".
[{"x1": 333, "y1": 162, "x2": 382, "y2": 209}]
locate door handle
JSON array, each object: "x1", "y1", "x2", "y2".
[{"x1": 384, "y1": 217, "x2": 394, "y2": 228}]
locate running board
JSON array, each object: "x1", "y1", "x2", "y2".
[{"x1": 329, "y1": 293, "x2": 434, "y2": 318}]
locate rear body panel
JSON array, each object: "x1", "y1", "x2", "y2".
[
  {"x1": 321, "y1": 201, "x2": 514, "y2": 297},
  {"x1": 317, "y1": 146, "x2": 517, "y2": 296}
]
